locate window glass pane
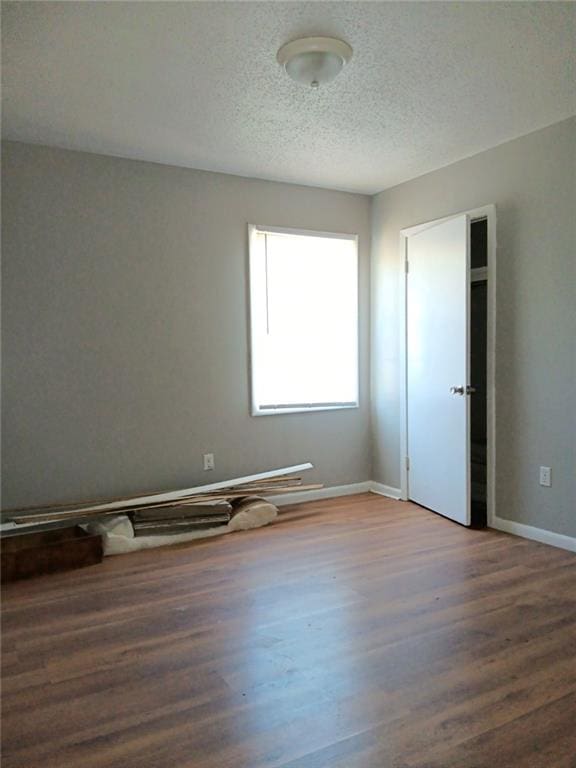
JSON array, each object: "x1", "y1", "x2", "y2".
[{"x1": 250, "y1": 228, "x2": 358, "y2": 413}]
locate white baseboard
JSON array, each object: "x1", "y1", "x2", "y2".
[
  {"x1": 370, "y1": 482, "x2": 402, "y2": 500},
  {"x1": 271, "y1": 481, "x2": 372, "y2": 507},
  {"x1": 491, "y1": 515, "x2": 576, "y2": 553},
  {"x1": 271, "y1": 481, "x2": 402, "y2": 507}
]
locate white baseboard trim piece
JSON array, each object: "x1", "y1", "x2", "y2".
[
  {"x1": 271, "y1": 482, "x2": 372, "y2": 507},
  {"x1": 491, "y1": 516, "x2": 576, "y2": 553},
  {"x1": 369, "y1": 482, "x2": 402, "y2": 500}
]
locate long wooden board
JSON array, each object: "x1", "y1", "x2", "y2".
[
  {"x1": 14, "y1": 485, "x2": 323, "y2": 525},
  {"x1": 4, "y1": 475, "x2": 305, "y2": 518},
  {"x1": 6, "y1": 463, "x2": 314, "y2": 521}
]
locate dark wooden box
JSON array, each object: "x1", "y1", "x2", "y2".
[{"x1": 1, "y1": 526, "x2": 103, "y2": 583}]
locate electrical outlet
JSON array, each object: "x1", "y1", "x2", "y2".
[
  {"x1": 203, "y1": 453, "x2": 215, "y2": 471},
  {"x1": 539, "y1": 466, "x2": 551, "y2": 487}
]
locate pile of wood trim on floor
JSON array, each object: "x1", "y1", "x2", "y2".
[
  {"x1": 2, "y1": 463, "x2": 320, "y2": 534},
  {"x1": 130, "y1": 503, "x2": 233, "y2": 537}
]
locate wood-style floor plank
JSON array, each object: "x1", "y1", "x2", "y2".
[{"x1": 2, "y1": 494, "x2": 575, "y2": 768}]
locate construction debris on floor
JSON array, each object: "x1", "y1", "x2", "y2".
[
  {"x1": 1, "y1": 463, "x2": 320, "y2": 558},
  {"x1": 130, "y1": 502, "x2": 233, "y2": 537}
]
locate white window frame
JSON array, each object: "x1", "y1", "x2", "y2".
[{"x1": 248, "y1": 224, "x2": 360, "y2": 416}]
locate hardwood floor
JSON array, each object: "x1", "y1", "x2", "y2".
[{"x1": 2, "y1": 493, "x2": 576, "y2": 768}]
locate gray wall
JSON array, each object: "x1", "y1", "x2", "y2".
[
  {"x1": 4, "y1": 122, "x2": 575, "y2": 539},
  {"x1": 2, "y1": 142, "x2": 372, "y2": 508},
  {"x1": 371, "y1": 117, "x2": 576, "y2": 537}
]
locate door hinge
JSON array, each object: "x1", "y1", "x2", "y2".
[{"x1": 405, "y1": 456, "x2": 410, "y2": 471}]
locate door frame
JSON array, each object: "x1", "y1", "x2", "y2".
[{"x1": 398, "y1": 204, "x2": 497, "y2": 526}]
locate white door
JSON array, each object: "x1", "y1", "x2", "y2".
[{"x1": 406, "y1": 214, "x2": 471, "y2": 525}]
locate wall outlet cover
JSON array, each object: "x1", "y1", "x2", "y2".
[{"x1": 539, "y1": 466, "x2": 551, "y2": 487}]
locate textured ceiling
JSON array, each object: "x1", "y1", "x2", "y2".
[{"x1": 3, "y1": 2, "x2": 575, "y2": 194}]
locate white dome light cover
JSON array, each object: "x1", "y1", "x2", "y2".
[{"x1": 277, "y1": 37, "x2": 353, "y2": 88}]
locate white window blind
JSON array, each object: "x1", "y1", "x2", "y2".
[{"x1": 249, "y1": 225, "x2": 359, "y2": 415}]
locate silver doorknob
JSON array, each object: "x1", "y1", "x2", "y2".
[{"x1": 450, "y1": 385, "x2": 477, "y2": 395}]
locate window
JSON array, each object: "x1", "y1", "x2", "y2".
[{"x1": 249, "y1": 225, "x2": 359, "y2": 415}]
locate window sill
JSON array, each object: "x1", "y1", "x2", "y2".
[{"x1": 252, "y1": 403, "x2": 359, "y2": 416}]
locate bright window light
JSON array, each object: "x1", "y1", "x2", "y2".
[{"x1": 249, "y1": 225, "x2": 359, "y2": 415}]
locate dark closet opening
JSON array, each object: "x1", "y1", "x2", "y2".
[{"x1": 470, "y1": 219, "x2": 487, "y2": 527}]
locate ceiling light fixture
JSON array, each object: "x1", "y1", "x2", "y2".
[{"x1": 276, "y1": 36, "x2": 353, "y2": 89}]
